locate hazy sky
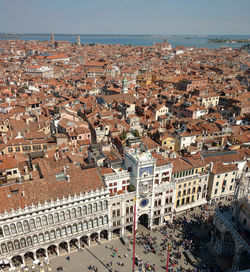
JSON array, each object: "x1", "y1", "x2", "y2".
[{"x1": 0, "y1": 0, "x2": 250, "y2": 34}]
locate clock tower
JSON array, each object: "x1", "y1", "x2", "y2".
[{"x1": 124, "y1": 148, "x2": 156, "y2": 196}]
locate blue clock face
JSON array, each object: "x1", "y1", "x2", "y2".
[
  {"x1": 140, "y1": 199, "x2": 149, "y2": 207},
  {"x1": 139, "y1": 166, "x2": 153, "y2": 177}
]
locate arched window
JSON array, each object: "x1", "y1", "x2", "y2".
[
  {"x1": 44, "y1": 232, "x2": 50, "y2": 241},
  {"x1": 0, "y1": 227, "x2": 3, "y2": 238},
  {"x1": 93, "y1": 203, "x2": 97, "y2": 212},
  {"x1": 30, "y1": 219, "x2": 35, "y2": 230},
  {"x1": 23, "y1": 220, "x2": 29, "y2": 231},
  {"x1": 17, "y1": 222, "x2": 23, "y2": 233},
  {"x1": 93, "y1": 218, "x2": 98, "y2": 227},
  {"x1": 27, "y1": 236, "x2": 32, "y2": 246},
  {"x1": 60, "y1": 211, "x2": 65, "y2": 221},
  {"x1": 56, "y1": 229, "x2": 61, "y2": 238},
  {"x1": 83, "y1": 221, "x2": 88, "y2": 230},
  {"x1": 67, "y1": 226, "x2": 72, "y2": 234},
  {"x1": 78, "y1": 222, "x2": 83, "y2": 232},
  {"x1": 33, "y1": 235, "x2": 38, "y2": 245},
  {"x1": 72, "y1": 224, "x2": 77, "y2": 233},
  {"x1": 99, "y1": 217, "x2": 103, "y2": 226},
  {"x1": 98, "y1": 201, "x2": 103, "y2": 211},
  {"x1": 54, "y1": 213, "x2": 59, "y2": 223},
  {"x1": 36, "y1": 217, "x2": 42, "y2": 228},
  {"x1": 61, "y1": 227, "x2": 67, "y2": 236},
  {"x1": 71, "y1": 208, "x2": 76, "y2": 219},
  {"x1": 3, "y1": 225, "x2": 10, "y2": 236},
  {"x1": 82, "y1": 206, "x2": 87, "y2": 215},
  {"x1": 14, "y1": 240, "x2": 20, "y2": 250},
  {"x1": 77, "y1": 207, "x2": 82, "y2": 217},
  {"x1": 39, "y1": 233, "x2": 44, "y2": 243},
  {"x1": 65, "y1": 210, "x2": 71, "y2": 220},
  {"x1": 104, "y1": 200, "x2": 108, "y2": 210},
  {"x1": 10, "y1": 224, "x2": 17, "y2": 234},
  {"x1": 88, "y1": 220, "x2": 93, "y2": 229},
  {"x1": 88, "y1": 204, "x2": 92, "y2": 214},
  {"x1": 7, "y1": 242, "x2": 14, "y2": 251},
  {"x1": 42, "y1": 216, "x2": 48, "y2": 226},
  {"x1": 50, "y1": 230, "x2": 56, "y2": 240},
  {"x1": 1, "y1": 243, "x2": 7, "y2": 253},
  {"x1": 48, "y1": 214, "x2": 54, "y2": 225},
  {"x1": 20, "y1": 238, "x2": 26, "y2": 248},
  {"x1": 104, "y1": 215, "x2": 108, "y2": 224}
]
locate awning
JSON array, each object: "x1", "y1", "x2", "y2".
[{"x1": 164, "y1": 215, "x2": 171, "y2": 221}]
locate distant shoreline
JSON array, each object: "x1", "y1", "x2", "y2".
[
  {"x1": 208, "y1": 38, "x2": 250, "y2": 44},
  {"x1": 1, "y1": 34, "x2": 250, "y2": 49}
]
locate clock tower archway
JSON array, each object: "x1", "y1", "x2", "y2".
[{"x1": 138, "y1": 214, "x2": 149, "y2": 229}]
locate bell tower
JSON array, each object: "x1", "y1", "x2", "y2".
[{"x1": 122, "y1": 77, "x2": 128, "y2": 93}]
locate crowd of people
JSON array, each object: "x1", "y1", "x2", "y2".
[{"x1": 132, "y1": 204, "x2": 223, "y2": 272}]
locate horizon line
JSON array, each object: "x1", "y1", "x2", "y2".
[{"x1": 1, "y1": 33, "x2": 250, "y2": 36}]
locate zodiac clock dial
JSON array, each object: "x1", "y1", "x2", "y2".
[{"x1": 140, "y1": 198, "x2": 149, "y2": 208}]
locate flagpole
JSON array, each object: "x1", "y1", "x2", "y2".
[
  {"x1": 166, "y1": 243, "x2": 171, "y2": 272},
  {"x1": 132, "y1": 197, "x2": 137, "y2": 272}
]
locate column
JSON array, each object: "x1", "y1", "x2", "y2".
[
  {"x1": 88, "y1": 236, "x2": 91, "y2": 246},
  {"x1": 232, "y1": 251, "x2": 241, "y2": 272},
  {"x1": 56, "y1": 247, "x2": 59, "y2": 256},
  {"x1": 78, "y1": 240, "x2": 80, "y2": 249},
  {"x1": 98, "y1": 233, "x2": 101, "y2": 243},
  {"x1": 108, "y1": 231, "x2": 112, "y2": 241},
  {"x1": 159, "y1": 216, "x2": 163, "y2": 226},
  {"x1": 121, "y1": 227, "x2": 125, "y2": 236},
  {"x1": 22, "y1": 257, "x2": 26, "y2": 266},
  {"x1": 67, "y1": 243, "x2": 71, "y2": 253}
]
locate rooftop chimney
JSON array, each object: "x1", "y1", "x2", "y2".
[{"x1": 66, "y1": 175, "x2": 70, "y2": 182}]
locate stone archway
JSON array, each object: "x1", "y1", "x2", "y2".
[
  {"x1": 69, "y1": 239, "x2": 79, "y2": 250},
  {"x1": 138, "y1": 214, "x2": 149, "y2": 228},
  {"x1": 59, "y1": 242, "x2": 68, "y2": 254},
  {"x1": 100, "y1": 230, "x2": 108, "y2": 241},
  {"x1": 125, "y1": 225, "x2": 133, "y2": 235},
  {"x1": 48, "y1": 245, "x2": 57, "y2": 256},
  {"x1": 12, "y1": 255, "x2": 23, "y2": 267},
  {"x1": 36, "y1": 248, "x2": 46, "y2": 260},
  {"x1": 90, "y1": 232, "x2": 99, "y2": 245},
  {"x1": 24, "y1": 252, "x2": 34, "y2": 264},
  {"x1": 80, "y1": 235, "x2": 89, "y2": 247}
]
